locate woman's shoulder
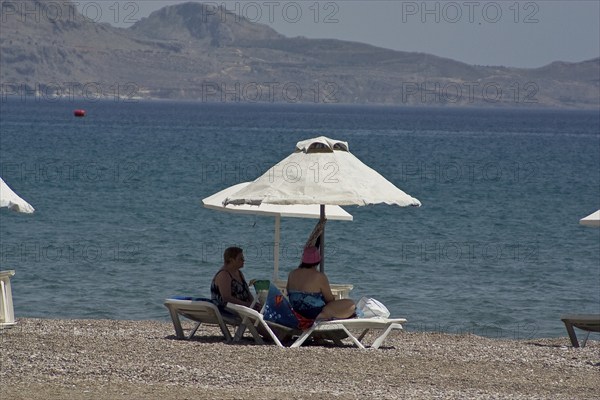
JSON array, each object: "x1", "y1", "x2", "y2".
[
  {"x1": 316, "y1": 270, "x2": 329, "y2": 282},
  {"x1": 289, "y1": 267, "x2": 320, "y2": 276},
  {"x1": 214, "y1": 269, "x2": 232, "y2": 281}
]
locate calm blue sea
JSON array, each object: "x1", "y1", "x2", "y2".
[{"x1": 1, "y1": 99, "x2": 599, "y2": 340}]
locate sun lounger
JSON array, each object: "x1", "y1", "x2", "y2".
[
  {"x1": 291, "y1": 317, "x2": 407, "y2": 349},
  {"x1": 0, "y1": 270, "x2": 16, "y2": 329},
  {"x1": 226, "y1": 284, "x2": 407, "y2": 349},
  {"x1": 164, "y1": 297, "x2": 242, "y2": 342},
  {"x1": 226, "y1": 303, "x2": 406, "y2": 349},
  {"x1": 560, "y1": 314, "x2": 600, "y2": 348}
]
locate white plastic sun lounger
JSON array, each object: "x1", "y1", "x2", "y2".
[
  {"x1": 291, "y1": 317, "x2": 407, "y2": 349},
  {"x1": 0, "y1": 270, "x2": 16, "y2": 329},
  {"x1": 164, "y1": 298, "x2": 242, "y2": 342},
  {"x1": 226, "y1": 303, "x2": 406, "y2": 349},
  {"x1": 560, "y1": 314, "x2": 600, "y2": 348}
]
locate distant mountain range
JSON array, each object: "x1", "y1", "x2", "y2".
[{"x1": 1, "y1": 0, "x2": 598, "y2": 108}]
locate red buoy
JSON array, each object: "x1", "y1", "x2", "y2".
[{"x1": 74, "y1": 109, "x2": 86, "y2": 117}]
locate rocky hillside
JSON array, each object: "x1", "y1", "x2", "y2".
[{"x1": 1, "y1": 0, "x2": 598, "y2": 108}]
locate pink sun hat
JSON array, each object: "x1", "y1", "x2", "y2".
[{"x1": 302, "y1": 246, "x2": 321, "y2": 265}]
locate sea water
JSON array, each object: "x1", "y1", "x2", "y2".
[{"x1": 1, "y1": 99, "x2": 599, "y2": 339}]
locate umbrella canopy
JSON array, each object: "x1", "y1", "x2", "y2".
[
  {"x1": 580, "y1": 209, "x2": 600, "y2": 227},
  {"x1": 203, "y1": 182, "x2": 353, "y2": 281},
  {"x1": 224, "y1": 136, "x2": 421, "y2": 271},
  {"x1": 0, "y1": 177, "x2": 34, "y2": 214},
  {"x1": 224, "y1": 136, "x2": 421, "y2": 207}
]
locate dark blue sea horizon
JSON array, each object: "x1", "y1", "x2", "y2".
[{"x1": 1, "y1": 98, "x2": 599, "y2": 340}]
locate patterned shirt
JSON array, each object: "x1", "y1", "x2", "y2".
[{"x1": 210, "y1": 269, "x2": 252, "y2": 307}]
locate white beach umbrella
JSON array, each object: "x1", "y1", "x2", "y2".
[
  {"x1": 0, "y1": 177, "x2": 34, "y2": 214},
  {"x1": 580, "y1": 209, "x2": 600, "y2": 227},
  {"x1": 224, "y1": 136, "x2": 421, "y2": 271},
  {"x1": 203, "y1": 182, "x2": 353, "y2": 281}
]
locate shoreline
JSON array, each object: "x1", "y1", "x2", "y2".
[{"x1": 1, "y1": 318, "x2": 599, "y2": 399}]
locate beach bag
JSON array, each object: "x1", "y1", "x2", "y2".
[{"x1": 357, "y1": 297, "x2": 390, "y2": 318}]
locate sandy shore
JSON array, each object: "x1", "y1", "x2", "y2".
[{"x1": 1, "y1": 318, "x2": 598, "y2": 399}]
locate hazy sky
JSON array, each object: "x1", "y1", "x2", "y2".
[{"x1": 78, "y1": 1, "x2": 600, "y2": 68}]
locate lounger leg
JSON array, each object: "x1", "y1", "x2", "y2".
[
  {"x1": 233, "y1": 324, "x2": 247, "y2": 342},
  {"x1": 339, "y1": 326, "x2": 365, "y2": 349},
  {"x1": 0, "y1": 280, "x2": 8, "y2": 324},
  {"x1": 233, "y1": 317, "x2": 262, "y2": 342},
  {"x1": 237, "y1": 317, "x2": 267, "y2": 345},
  {"x1": 187, "y1": 322, "x2": 202, "y2": 340},
  {"x1": 563, "y1": 321, "x2": 580, "y2": 348},
  {"x1": 292, "y1": 325, "x2": 365, "y2": 349},
  {"x1": 291, "y1": 328, "x2": 316, "y2": 348},
  {"x1": 218, "y1": 321, "x2": 233, "y2": 342},
  {"x1": 581, "y1": 331, "x2": 591, "y2": 348},
  {"x1": 371, "y1": 323, "x2": 403, "y2": 349},
  {"x1": 246, "y1": 323, "x2": 265, "y2": 344},
  {"x1": 167, "y1": 306, "x2": 186, "y2": 340},
  {"x1": 247, "y1": 319, "x2": 286, "y2": 348},
  {"x1": 357, "y1": 329, "x2": 370, "y2": 341},
  {"x1": 331, "y1": 335, "x2": 345, "y2": 346}
]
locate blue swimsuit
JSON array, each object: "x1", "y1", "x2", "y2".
[{"x1": 288, "y1": 291, "x2": 326, "y2": 320}]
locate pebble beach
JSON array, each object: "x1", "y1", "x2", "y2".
[{"x1": 1, "y1": 318, "x2": 599, "y2": 399}]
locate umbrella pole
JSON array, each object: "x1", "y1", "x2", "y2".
[
  {"x1": 274, "y1": 215, "x2": 281, "y2": 282},
  {"x1": 320, "y1": 204, "x2": 325, "y2": 272}
]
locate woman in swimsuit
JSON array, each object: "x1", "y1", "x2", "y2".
[
  {"x1": 286, "y1": 246, "x2": 355, "y2": 320},
  {"x1": 211, "y1": 246, "x2": 261, "y2": 310}
]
